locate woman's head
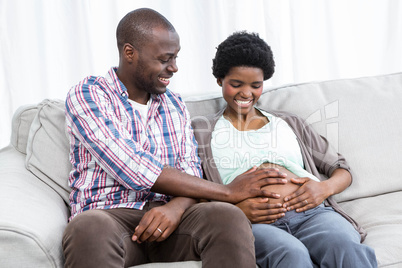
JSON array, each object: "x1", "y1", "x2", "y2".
[
  {"x1": 213, "y1": 32, "x2": 275, "y2": 119},
  {"x1": 212, "y1": 31, "x2": 275, "y2": 80}
]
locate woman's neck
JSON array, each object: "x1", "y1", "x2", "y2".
[{"x1": 223, "y1": 107, "x2": 269, "y2": 131}]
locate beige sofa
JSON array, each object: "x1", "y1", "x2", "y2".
[{"x1": 1, "y1": 72, "x2": 401, "y2": 267}]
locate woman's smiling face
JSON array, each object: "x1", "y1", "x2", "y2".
[{"x1": 219, "y1": 66, "x2": 264, "y2": 119}]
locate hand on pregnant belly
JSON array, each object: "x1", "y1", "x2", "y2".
[
  {"x1": 257, "y1": 162, "x2": 301, "y2": 205},
  {"x1": 235, "y1": 197, "x2": 287, "y2": 224},
  {"x1": 283, "y1": 177, "x2": 329, "y2": 213}
]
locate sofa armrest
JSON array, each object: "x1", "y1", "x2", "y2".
[{"x1": 0, "y1": 145, "x2": 70, "y2": 268}]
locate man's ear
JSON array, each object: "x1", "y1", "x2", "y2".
[{"x1": 123, "y1": 43, "x2": 138, "y2": 63}]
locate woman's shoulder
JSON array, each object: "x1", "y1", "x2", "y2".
[
  {"x1": 257, "y1": 107, "x2": 296, "y2": 117},
  {"x1": 258, "y1": 107, "x2": 304, "y2": 123},
  {"x1": 191, "y1": 108, "x2": 225, "y2": 130}
]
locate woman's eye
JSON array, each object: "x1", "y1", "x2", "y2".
[{"x1": 231, "y1": 84, "x2": 241, "y2": 88}]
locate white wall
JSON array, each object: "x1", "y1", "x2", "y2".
[{"x1": 1, "y1": 0, "x2": 401, "y2": 148}]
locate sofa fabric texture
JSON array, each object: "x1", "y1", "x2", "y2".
[{"x1": 0, "y1": 72, "x2": 401, "y2": 267}]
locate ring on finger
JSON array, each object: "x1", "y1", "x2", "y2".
[
  {"x1": 304, "y1": 200, "x2": 308, "y2": 205},
  {"x1": 157, "y1": 228, "x2": 163, "y2": 233}
]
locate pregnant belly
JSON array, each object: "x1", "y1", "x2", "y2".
[{"x1": 258, "y1": 162, "x2": 300, "y2": 204}]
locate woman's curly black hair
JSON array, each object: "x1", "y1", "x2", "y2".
[{"x1": 212, "y1": 31, "x2": 275, "y2": 80}]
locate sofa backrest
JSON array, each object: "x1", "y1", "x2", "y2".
[
  {"x1": 186, "y1": 72, "x2": 402, "y2": 202},
  {"x1": 11, "y1": 104, "x2": 39, "y2": 154},
  {"x1": 10, "y1": 72, "x2": 402, "y2": 204},
  {"x1": 9, "y1": 99, "x2": 71, "y2": 203}
]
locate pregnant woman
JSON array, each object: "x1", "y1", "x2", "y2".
[{"x1": 192, "y1": 31, "x2": 377, "y2": 268}]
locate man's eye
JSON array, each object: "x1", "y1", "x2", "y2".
[{"x1": 160, "y1": 59, "x2": 169, "y2": 63}]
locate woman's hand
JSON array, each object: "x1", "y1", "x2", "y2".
[
  {"x1": 132, "y1": 197, "x2": 195, "y2": 243},
  {"x1": 236, "y1": 197, "x2": 287, "y2": 224},
  {"x1": 282, "y1": 177, "x2": 330, "y2": 212},
  {"x1": 283, "y1": 169, "x2": 352, "y2": 212}
]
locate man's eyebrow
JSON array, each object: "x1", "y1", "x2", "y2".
[{"x1": 160, "y1": 52, "x2": 178, "y2": 58}]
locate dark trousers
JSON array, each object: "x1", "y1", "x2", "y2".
[{"x1": 63, "y1": 201, "x2": 256, "y2": 268}]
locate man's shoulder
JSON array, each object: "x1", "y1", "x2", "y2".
[
  {"x1": 66, "y1": 74, "x2": 111, "y2": 99},
  {"x1": 158, "y1": 89, "x2": 188, "y2": 115},
  {"x1": 162, "y1": 88, "x2": 184, "y2": 103},
  {"x1": 72, "y1": 75, "x2": 107, "y2": 90}
]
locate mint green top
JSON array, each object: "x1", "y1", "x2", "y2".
[{"x1": 211, "y1": 109, "x2": 320, "y2": 185}]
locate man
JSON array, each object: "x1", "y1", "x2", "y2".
[{"x1": 62, "y1": 8, "x2": 286, "y2": 268}]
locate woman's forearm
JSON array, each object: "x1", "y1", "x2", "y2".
[{"x1": 321, "y1": 168, "x2": 352, "y2": 197}]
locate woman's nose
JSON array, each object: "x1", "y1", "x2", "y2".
[{"x1": 240, "y1": 88, "x2": 252, "y2": 98}]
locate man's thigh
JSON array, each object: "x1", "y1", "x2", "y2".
[
  {"x1": 63, "y1": 208, "x2": 148, "y2": 267},
  {"x1": 147, "y1": 201, "x2": 254, "y2": 264}
]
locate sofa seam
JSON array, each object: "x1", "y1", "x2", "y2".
[
  {"x1": 379, "y1": 260, "x2": 402, "y2": 267},
  {"x1": 0, "y1": 227, "x2": 58, "y2": 268}
]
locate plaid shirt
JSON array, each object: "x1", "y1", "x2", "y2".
[{"x1": 65, "y1": 67, "x2": 202, "y2": 220}]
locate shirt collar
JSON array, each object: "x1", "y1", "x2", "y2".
[{"x1": 106, "y1": 67, "x2": 162, "y2": 104}]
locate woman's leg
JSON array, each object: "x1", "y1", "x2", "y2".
[
  {"x1": 294, "y1": 206, "x2": 377, "y2": 268},
  {"x1": 252, "y1": 222, "x2": 313, "y2": 268}
]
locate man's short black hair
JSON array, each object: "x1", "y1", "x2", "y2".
[
  {"x1": 212, "y1": 31, "x2": 275, "y2": 80},
  {"x1": 116, "y1": 8, "x2": 176, "y2": 52}
]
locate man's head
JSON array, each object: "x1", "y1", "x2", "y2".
[
  {"x1": 116, "y1": 8, "x2": 180, "y2": 103},
  {"x1": 116, "y1": 8, "x2": 176, "y2": 53}
]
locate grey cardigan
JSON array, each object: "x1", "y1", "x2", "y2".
[{"x1": 191, "y1": 107, "x2": 366, "y2": 242}]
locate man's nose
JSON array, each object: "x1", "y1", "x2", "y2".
[{"x1": 167, "y1": 59, "x2": 178, "y2": 73}]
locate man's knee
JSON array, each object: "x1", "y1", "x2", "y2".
[
  {"x1": 182, "y1": 201, "x2": 253, "y2": 243},
  {"x1": 182, "y1": 202, "x2": 255, "y2": 266},
  {"x1": 196, "y1": 202, "x2": 251, "y2": 229},
  {"x1": 63, "y1": 209, "x2": 142, "y2": 268},
  {"x1": 63, "y1": 210, "x2": 119, "y2": 249}
]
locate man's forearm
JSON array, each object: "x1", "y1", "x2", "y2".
[
  {"x1": 164, "y1": 196, "x2": 198, "y2": 215},
  {"x1": 150, "y1": 165, "x2": 287, "y2": 204},
  {"x1": 151, "y1": 166, "x2": 231, "y2": 202}
]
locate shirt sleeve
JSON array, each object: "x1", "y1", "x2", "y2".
[
  {"x1": 282, "y1": 111, "x2": 351, "y2": 178},
  {"x1": 65, "y1": 82, "x2": 163, "y2": 191}
]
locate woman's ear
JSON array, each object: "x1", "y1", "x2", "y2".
[{"x1": 217, "y1": 78, "x2": 222, "y2": 86}]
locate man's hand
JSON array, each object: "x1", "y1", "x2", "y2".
[
  {"x1": 132, "y1": 197, "x2": 195, "y2": 243},
  {"x1": 236, "y1": 197, "x2": 286, "y2": 224},
  {"x1": 225, "y1": 167, "x2": 288, "y2": 204},
  {"x1": 151, "y1": 166, "x2": 287, "y2": 205}
]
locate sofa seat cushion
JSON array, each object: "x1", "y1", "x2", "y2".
[
  {"x1": 0, "y1": 145, "x2": 70, "y2": 267},
  {"x1": 339, "y1": 191, "x2": 402, "y2": 267}
]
